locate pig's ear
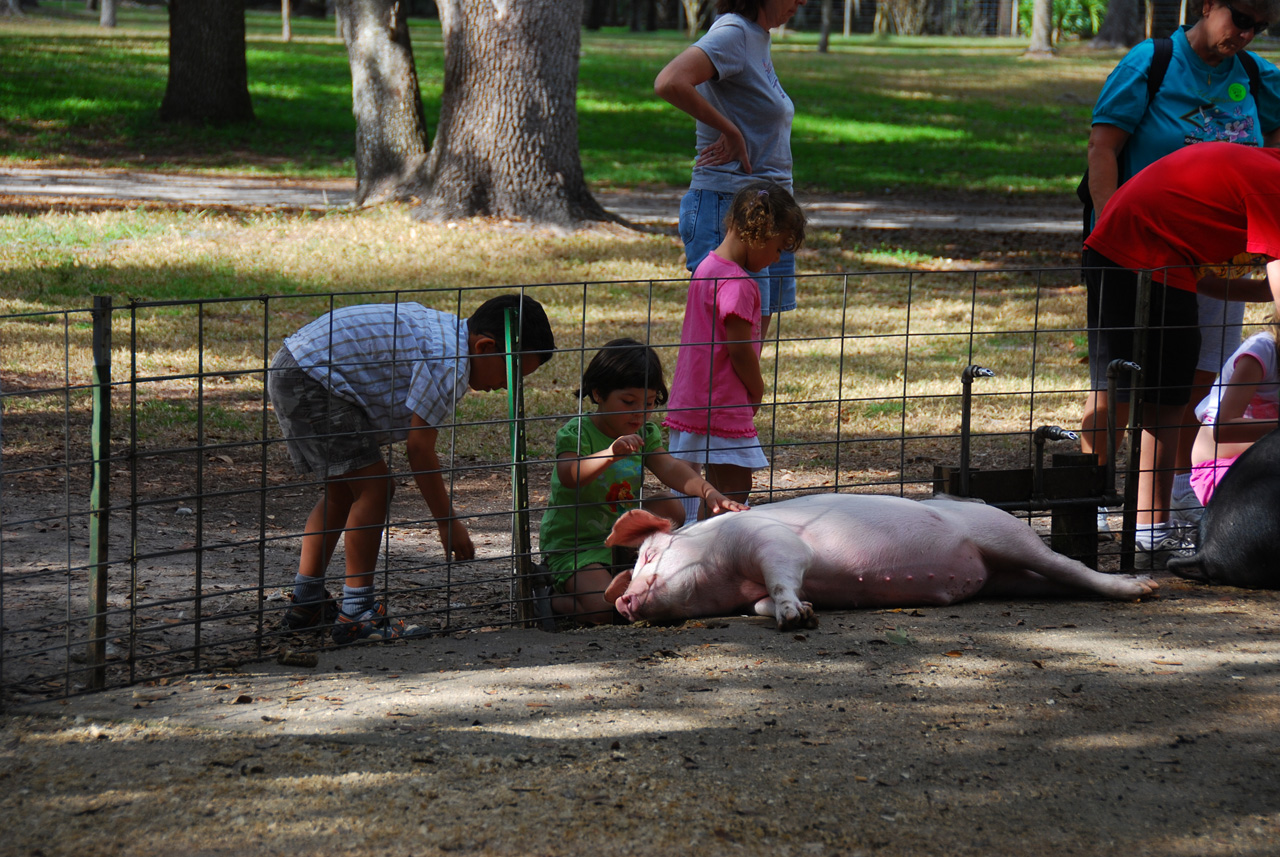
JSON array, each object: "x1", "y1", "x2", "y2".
[
  {"x1": 604, "y1": 569, "x2": 632, "y2": 604},
  {"x1": 606, "y1": 508, "x2": 672, "y2": 547}
]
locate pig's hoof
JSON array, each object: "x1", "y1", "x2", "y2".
[
  {"x1": 777, "y1": 601, "x2": 818, "y2": 631},
  {"x1": 1115, "y1": 574, "x2": 1160, "y2": 597}
]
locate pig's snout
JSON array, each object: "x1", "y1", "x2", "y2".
[
  {"x1": 605, "y1": 568, "x2": 643, "y2": 622},
  {"x1": 613, "y1": 591, "x2": 641, "y2": 622},
  {"x1": 611, "y1": 573, "x2": 662, "y2": 622}
]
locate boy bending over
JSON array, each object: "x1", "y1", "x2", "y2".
[{"x1": 268, "y1": 295, "x2": 555, "y2": 643}]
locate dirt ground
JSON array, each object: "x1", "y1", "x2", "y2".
[
  {"x1": 4, "y1": 569, "x2": 1280, "y2": 857},
  {"x1": 4, "y1": 463, "x2": 1280, "y2": 856}
]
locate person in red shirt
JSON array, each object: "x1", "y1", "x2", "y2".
[{"x1": 1083, "y1": 140, "x2": 1280, "y2": 567}]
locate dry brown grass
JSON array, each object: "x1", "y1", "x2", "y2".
[{"x1": 4, "y1": 205, "x2": 1269, "y2": 488}]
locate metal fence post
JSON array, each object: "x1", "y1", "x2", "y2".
[
  {"x1": 1120, "y1": 271, "x2": 1152, "y2": 571},
  {"x1": 88, "y1": 296, "x2": 112, "y2": 689},
  {"x1": 505, "y1": 307, "x2": 535, "y2": 623}
]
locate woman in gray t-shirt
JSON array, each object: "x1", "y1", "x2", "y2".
[{"x1": 655, "y1": 0, "x2": 806, "y2": 337}]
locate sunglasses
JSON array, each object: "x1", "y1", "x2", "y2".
[{"x1": 1225, "y1": 1, "x2": 1270, "y2": 35}]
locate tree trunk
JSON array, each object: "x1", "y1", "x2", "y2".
[
  {"x1": 1024, "y1": 0, "x2": 1054, "y2": 54},
  {"x1": 337, "y1": 0, "x2": 431, "y2": 205},
  {"x1": 1092, "y1": 0, "x2": 1146, "y2": 47},
  {"x1": 585, "y1": 0, "x2": 607, "y2": 30},
  {"x1": 679, "y1": 0, "x2": 704, "y2": 37},
  {"x1": 818, "y1": 0, "x2": 832, "y2": 51},
  {"x1": 411, "y1": 0, "x2": 610, "y2": 227},
  {"x1": 3, "y1": 0, "x2": 23, "y2": 15},
  {"x1": 282, "y1": 0, "x2": 292, "y2": 41},
  {"x1": 99, "y1": 0, "x2": 116, "y2": 27},
  {"x1": 159, "y1": 0, "x2": 255, "y2": 125}
]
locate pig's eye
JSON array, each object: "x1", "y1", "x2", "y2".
[{"x1": 642, "y1": 547, "x2": 656, "y2": 564}]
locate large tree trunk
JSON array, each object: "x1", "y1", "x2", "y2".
[
  {"x1": 338, "y1": 0, "x2": 430, "y2": 204},
  {"x1": 1092, "y1": 0, "x2": 1146, "y2": 47},
  {"x1": 1024, "y1": 0, "x2": 1055, "y2": 54},
  {"x1": 159, "y1": 0, "x2": 255, "y2": 125},
  {"x1": 818, "y1": 0, "x2": 832, "y2": 51},
  {"x1": 99, "y1": 0, "x2": 116, "y2": 27},
  {"x1": 411, "y1": 0, "x2": 610, "y2": 227}
]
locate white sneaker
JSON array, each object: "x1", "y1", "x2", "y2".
[{"x1": 1134, "y1": 533, "x2": 1196, "y2": 570}]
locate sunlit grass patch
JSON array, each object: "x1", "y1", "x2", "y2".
[{"x1": 2, "y1": 8, "x2": 1130, "y2": 195}]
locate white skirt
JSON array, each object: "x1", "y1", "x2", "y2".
[{"x1": 666, "y1": 427, "x2": 769, "y2": 470}]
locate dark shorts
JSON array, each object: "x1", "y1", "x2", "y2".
[
  {"x1": 266, "y1": 348, "x2": 384, "y2": 477},
  {"x1": 1083, "y1": 247, "x2": 1200, "y2": 407}
]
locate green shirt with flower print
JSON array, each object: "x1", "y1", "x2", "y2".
[{"x1": 540, "y1": 416, "x2": 664, "y2": 574}]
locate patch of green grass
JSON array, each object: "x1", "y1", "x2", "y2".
[
  {"x1": 1, "y1": 7, "x2": 1151, "y2": 195},
  {"x1": 133, "y1": 398, "x2": 253, "y2": 441},
  {"x1": 0, "y1": 9, "x2": 357, "y2": 176},
  {"x1": 863, "y1": 399, "x2": 905, "y2": 418}
]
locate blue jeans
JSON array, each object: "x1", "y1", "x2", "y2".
[{"x1": 679, "y1": 188, "x2": 797, "y2": 316}]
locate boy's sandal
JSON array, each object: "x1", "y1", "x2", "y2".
[
  {"x1": 282, "y1": 590, "x2": 338, "y2": 631},
  {"x1": 330, "y1": 601, "x2": 425, "y2": 645}
]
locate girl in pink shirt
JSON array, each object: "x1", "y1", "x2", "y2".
[{"x1": 665, "y1": 182, "x2": 806, "y2": 517}]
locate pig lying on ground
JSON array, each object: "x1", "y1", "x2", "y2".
[
  {"x1": 604, "y1": 493, "x2": 1157, "y2": 630},
  {"x1": 1167, "y1": 428, "x2": 1280, "y2": 589}
]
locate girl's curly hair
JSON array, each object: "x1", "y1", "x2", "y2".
[{"x1": 724, "y1": 181, "x2": 807, "y2": 252}]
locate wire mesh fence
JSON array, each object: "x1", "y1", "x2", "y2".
[{"x1": 2, "y1": 267, "x2": 1265, "y2": 704}]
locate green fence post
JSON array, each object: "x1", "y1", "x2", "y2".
[
  {"x1": 88, "y1": 296, "x2": 112, "y2": 689},
  {"x1": 505, "y1": 307, "x2": 534, "y2": 624}
]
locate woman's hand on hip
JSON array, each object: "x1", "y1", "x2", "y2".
[{"x1": 696, "y1": 129, "x2": 752, "y2": 173}]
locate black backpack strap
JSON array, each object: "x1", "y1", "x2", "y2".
[
  {"x1": 1147, "y1": 37, "x2": 1173, "y2": 101},
  {"x1": 1239, "y1": 49, "x2": 1262, "y2": 99}
]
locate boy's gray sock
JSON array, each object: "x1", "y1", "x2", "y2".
[
  {"x1": 341, "y1": 584, "x2": 376, "y2": 618},
  {"x1": 292, "y1": 573, "x2": 327, "y2": 604}
]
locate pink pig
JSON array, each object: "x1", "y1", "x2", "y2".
[{"x1": 603, "y1": 494, "x2": 1157, "y2": 630}]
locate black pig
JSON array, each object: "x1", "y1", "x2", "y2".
[{"x1": 1168, "y1": 427, "x2": 1280, "y2": 588}]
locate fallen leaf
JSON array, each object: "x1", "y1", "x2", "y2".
[{"x1": 886, "y1": 628, "x2": 915, "y2": 646}]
